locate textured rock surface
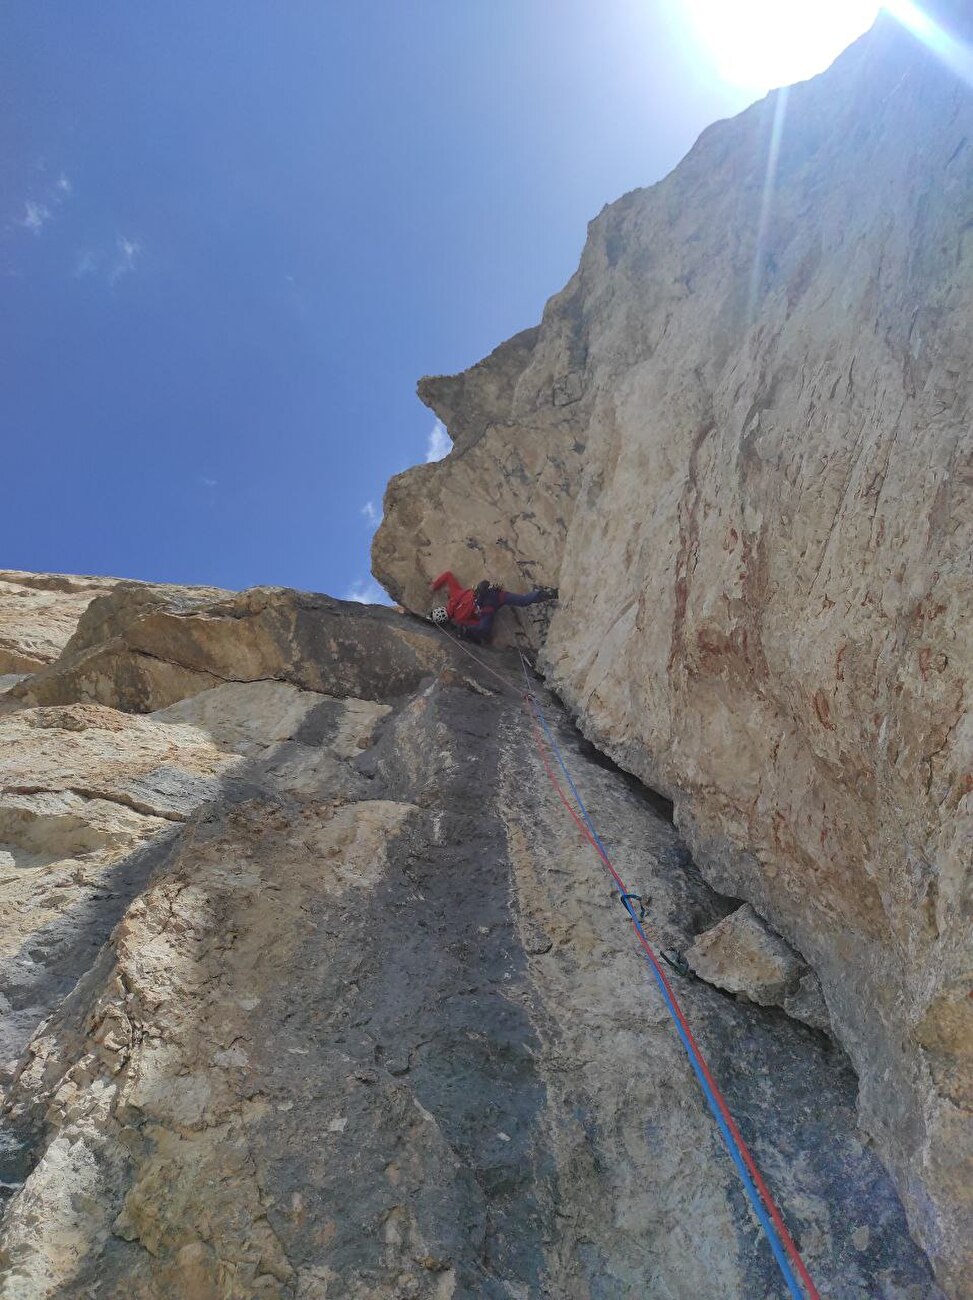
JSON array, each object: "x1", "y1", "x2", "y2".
[
  {"x1": 374, "y1": 15, "x2": 972, "y2": 1294},
  {"x1": 0, "y1": 573, "x2": 119, "y2": 674},
  {"x1": 0, "y1": 577, "x2": 944, "y2": 1297},
  {"x1": 687, "y1": 904, "x2": 832, "y2": 1034},
  {"x1": 371, "y1": 331, "x2": 576, "y2": 637}
]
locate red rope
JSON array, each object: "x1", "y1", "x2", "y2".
[
  {"x1": 523, "y1": 699, "x2": 821, "y2": 1300},
  {"x1": 426, "y1": 622, "x2": 819, "y2": 1297}
]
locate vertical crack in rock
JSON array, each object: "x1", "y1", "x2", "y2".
[
  {"x1": 499, "y1": 696, "x2": 945, "y2": 1297},
  {"x1": 374, "y1": 13, "x2": 973, "y2": 1293}
]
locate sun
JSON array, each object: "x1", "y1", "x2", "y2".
[{"x1": 681, "y1": 0, "x2": 882, "y2": 92}]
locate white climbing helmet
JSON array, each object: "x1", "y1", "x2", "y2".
[{"x1": 431, "y1": 606, "x2": 449, "y2": 626}]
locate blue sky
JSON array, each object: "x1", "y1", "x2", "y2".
[{"x1": 0, "y1": 3, "x2": 873, "y2": 599}]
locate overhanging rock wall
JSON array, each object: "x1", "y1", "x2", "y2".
[{"x1": 374, "y1": 14, "x2": 973, "y2": 1293}]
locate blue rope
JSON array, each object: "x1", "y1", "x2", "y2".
[
  {"x1": 622, "y1": 899, "x2": 804, "y2": 1299},
  {"x1": 517, "y1": 657, "x2": 611, "y2": 859},
  {"x1": 518, "y1": 652, "x2": 805, "y2": 1300}
]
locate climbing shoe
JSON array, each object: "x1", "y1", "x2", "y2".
[{"x1": 538, "y1": 586, "x2": 559, "y2": 601}]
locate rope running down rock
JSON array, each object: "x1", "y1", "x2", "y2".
[{"x1": 432, "y1": 621, "x2": 820, "y2": 1298}]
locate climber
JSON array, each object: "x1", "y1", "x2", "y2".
[{"x1": 429, "y1": 570, "x2": 557, "y2": 644}]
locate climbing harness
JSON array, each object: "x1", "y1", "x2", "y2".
[{"x1": 431, "y1": 621, "x2": 821, "y2": 1300}]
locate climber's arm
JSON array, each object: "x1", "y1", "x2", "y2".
[{"x1": 430, "y1": 570, "x2": 463, "y2": 599}]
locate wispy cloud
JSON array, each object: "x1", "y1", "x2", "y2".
[
  {"x1": 109, "y1": 235, "x2": 141, "y2": 284},
  {"x1": 425, "y1": 419, "x2": 451, "y2": 463},
  {"x1": 16, "y1": 171, "x2": 72, "y2": 237},
  {"x1": 73, "y1": 250, "x2": 98, "y2": 278},
  {"x1": 199, "y1": 476, "x2": 218, "y2": 488},
  {"x1": 344, "y1": 577, "x2": 393, "y2": 606},
  {"x1": 74, "y1": 233, "x2": 142, "y2": 287},
  {"x1": 361, "y1": 499, "x2": 380, "y2": 526},
  {"x1": 20, "y1": 201, "x2": 52, "y2": 233}
]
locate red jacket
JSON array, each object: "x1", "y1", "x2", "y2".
[{"x1": 430, "y1": 571, "x2": 480, "y2": 627}]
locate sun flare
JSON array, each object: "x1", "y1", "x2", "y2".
[{"x1": 682, "y1": 0, "x2": 881, "y2": 92}]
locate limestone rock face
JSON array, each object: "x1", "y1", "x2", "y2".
[
  {"x1": 9, "y1": 582, "x2": 447, "y2": 714},
  {"x1": 0, "y1": 576, "x2": 944, "y2": 1298},
  {"x1": 0, "y1": 572, "x2": 119, "y2": 674},
  {"x1": 687, "y1": 904, "x2": 832, "y2": 1034},
  {"x1": 371, "y1": 332, "x2": 580, "y2": 634},
  {"x1": 374, "y1": 15, "x2": 972, "y2": 1293}
]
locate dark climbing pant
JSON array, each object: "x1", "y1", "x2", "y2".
[{"x1": 462, "y1": 589, "x2": 547, "y2": 643}]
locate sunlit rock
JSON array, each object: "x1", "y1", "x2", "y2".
[
  {"x1": 0, "y1": 572, "x2": 118, "y2": 674},
  {"x1": 375, "y1": 13, "x2": 972, "y2": 1293}
]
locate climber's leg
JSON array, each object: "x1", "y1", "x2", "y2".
[
  {"x1": 497, "y1": 587, "x2": 557, "y2": 608},
  {"x1": 462, "y1": 607, "x2": 497, "y2": 643}
]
